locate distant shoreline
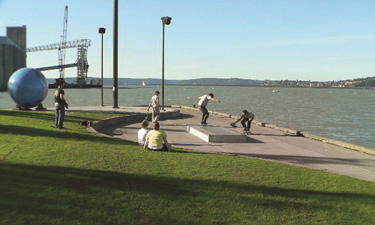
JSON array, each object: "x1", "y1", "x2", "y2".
[{"x1": 1, "y1": 84, "x2": 375, "y2": 92}]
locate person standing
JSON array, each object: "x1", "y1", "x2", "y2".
[
  {"x1": 54, "y1": 79, "x2": 68, "y2": 129},
  {"x1": 143, "y1": 122, "x2": 171, "y2": 152},
  {"x1": 147, "y1": 91, "x2": 161, "y2": 123},
  {"x1": 198, "y1": 93, "x2": 220, "y2": 126},
  {"x1": 230, "y1": 110, "x2": 255, "y2": 133}
]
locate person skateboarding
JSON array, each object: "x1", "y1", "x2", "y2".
[
  {"x1": 197, "y1": 93, "x2": 220, "y2": 126},
  {"x1": 230, "y1": 110, "x2": 255, "y2": 134}
]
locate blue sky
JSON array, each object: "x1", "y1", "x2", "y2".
[{"x1": 1, "y1": 0, "x2": 375, "y2": 81}]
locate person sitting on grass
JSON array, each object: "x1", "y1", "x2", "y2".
[
  {"x1": 143, "y1": 122, "x2": 171, "y2": 152},
  {"x1": 137, "y1": 120, "x2": 149, "y2": 146}
]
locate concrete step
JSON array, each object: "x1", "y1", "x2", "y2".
[{"x1": 186, "y1": 124, "x2": 248, "y2": 143}]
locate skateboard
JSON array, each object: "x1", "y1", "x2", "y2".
[{"x1": 243, "y1": 131, "x2": 251, "y2": 135}]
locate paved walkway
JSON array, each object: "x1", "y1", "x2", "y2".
[{"x1": 74, "y1": 106, "x2": 375, "y2": 183}]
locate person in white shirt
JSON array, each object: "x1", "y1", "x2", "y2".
[
  {"x1": 137, "y1": 120, "x2": 150, "y2": 146},
  {"x1": 147, "y1": 91, "x2": 160, "y2": 122},
  {"x1": 197, "y1": 93, "x2": 220, "y2": 126}
]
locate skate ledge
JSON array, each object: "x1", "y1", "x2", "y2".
[{"x1": 186, "y1": 124, "x2": 248, "y2": 143}]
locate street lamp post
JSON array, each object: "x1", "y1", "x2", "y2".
[
  {"x1": 113, "y1": 0, "x2": 119, "y2": 108},
  {"x1": 99, "y1": 27, "x2": 106, "y2": 107},
  {"x1": 161, "y1": 16, "x2": 171, "y2": 110}
]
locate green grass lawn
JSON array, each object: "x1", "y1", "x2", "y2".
[{"x1": 1, "y1": 109, "x2": 375, "y2": 225}]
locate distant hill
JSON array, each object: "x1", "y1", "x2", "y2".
[
  {"x1": 48, "y1": 77, "x2": 267, "y2": 86},
  {"x1": 45, "y1": 76, "x2": 375, "y2": 88},
  {"x1": 173, "y1": 78, "x2": 263, "y2": 86}
]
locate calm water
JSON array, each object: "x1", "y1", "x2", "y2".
[{"x1": 1, "y1": 85, "x2": 374, "y2": 149}]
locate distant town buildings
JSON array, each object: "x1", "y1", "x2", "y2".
[
  {"x1": 0, "y1": 26, "x2": 27, "y2": 88},
  {"x1": 262, "y1": 77, "x2": 375, "y2": 88}
]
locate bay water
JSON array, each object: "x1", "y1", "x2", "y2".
[{"x1": 1, "y1": 85, "x2": 374, "y2": 149}]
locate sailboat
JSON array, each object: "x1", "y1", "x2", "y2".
[{"x1": 142, "y1": 80, "x2": 146, "y2": 86}]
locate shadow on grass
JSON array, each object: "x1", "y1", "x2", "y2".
[
  {"x1": 0, "y1": 124, "x2": 135, "y2": 146},
  {"x1": 0, "y1": 110, "x2": 113, "y2": 123},
  {"x1": 0, "y1": 110, "x2": 56, "y2": 121},
  {"x1": 1, "y1": 162, "x2": 375, "y2": 224},
  {"x1": 0, "y1": 163, "x2": 192, "y2": 224}
]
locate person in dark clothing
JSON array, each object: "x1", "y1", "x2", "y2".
[
  {"x1": 54, "y1": 79, "x2": 68, "y2": 129},
  {"x1": 230, "y1": 110, "x2": 255, "y2": 133}
]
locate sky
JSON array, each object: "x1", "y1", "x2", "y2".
[{"x1": 1, "y1": 0, "x2": 375, "y2": 81}]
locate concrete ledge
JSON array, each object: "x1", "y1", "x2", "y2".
[
  {"x1": 260, "y1": 123, "x2": 303, "y2": 136},
  {"x1": 186, "y1": 124, "x2": 247, "y2": 143},
  {"x1": 92, "y1": 109, "x2": 180, "y2": 131},
  {"x1": 93, "y1": 114, "x2": 144, "y2": 130}
]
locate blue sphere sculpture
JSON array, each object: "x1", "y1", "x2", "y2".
[{"x1": 8, "y1": 68, "x2": 49, "y2": 108}]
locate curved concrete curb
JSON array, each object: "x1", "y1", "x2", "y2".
[
  {"x1": 89, "y1": 108, "x2": 180, "y2": 132},
  {"x1": 171, "y1": 105, "x2": 375, "y2": 156},
  {"x1": 302, "y1": 133, "x2": 375, "y2": 156}
]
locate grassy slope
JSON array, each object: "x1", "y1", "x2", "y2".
[{"x1": 1, "y1": 109, "x2": 375, "y2": 225}]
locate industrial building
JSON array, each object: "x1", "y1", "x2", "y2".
[{"x1": 0, "y1": 26, "x2": 27, "y2": 88}]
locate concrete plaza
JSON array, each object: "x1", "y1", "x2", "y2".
[{"x1": 68, "y1": 105, "x2": 375, "y2": 183}]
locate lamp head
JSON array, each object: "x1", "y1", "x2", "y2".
[
  {"x1": 161, "y1": 16, "x2": 172, "y2": 25},
  {"x1": 99, "y1": 27, "x2": 106, "y2": 34}
]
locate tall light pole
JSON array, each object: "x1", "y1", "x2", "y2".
[
  {"x1": 161, "y1": 16, "x2": 171, "y2": 110},
  {"x1": 99, "y1": 27, "x2": 106, "y2": 107},
  {"x1": 113, "y1": 0, "x2": 119, "y2": 108}
]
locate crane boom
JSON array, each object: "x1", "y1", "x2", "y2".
[
  {"x1": 27, "y1": 39, "x2": 91, "y2": 85},
  {"x1": 58, "y1": 5, "x2": 68, "y2": 79},
  {"x1": 26, "y1": 39, "x2": 91, "y2": 52}
]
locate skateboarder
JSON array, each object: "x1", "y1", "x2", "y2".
[
  {"x1": 230, "y1": 110, "x2": 255, "y2": 134},
  {"x1": 198, "y1": 93, "x2": 220, "y2": 126}
]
